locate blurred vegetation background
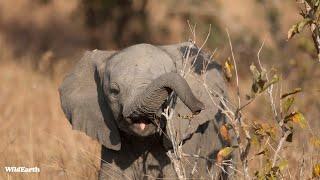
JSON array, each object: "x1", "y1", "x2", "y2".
[{"x1": 0, "y1": 0, "x2": 319, "y2": 179}]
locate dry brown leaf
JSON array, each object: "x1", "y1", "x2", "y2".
[{"x1": 220, "y1": 125, "x2": 230, "y2": 142}]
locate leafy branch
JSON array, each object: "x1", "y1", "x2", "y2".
[{"x1": 288, "y1": 0, "x2": 320, "y2": 61}]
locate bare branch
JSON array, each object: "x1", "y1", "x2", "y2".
[{"x1": 226, "y1": 29, "x2": 241, "y2": 108}]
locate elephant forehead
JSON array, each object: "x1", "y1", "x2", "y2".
[{"x1": 108, "y1": 44, "x2": 176, "y2": 80}]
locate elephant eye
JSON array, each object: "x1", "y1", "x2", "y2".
[{"x1": 110, "y1": 83, "x2": 120, "y2": 97}]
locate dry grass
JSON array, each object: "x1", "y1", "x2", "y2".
[{"x1": 0, "y1": 59, "x2": 101, "y2": 179}]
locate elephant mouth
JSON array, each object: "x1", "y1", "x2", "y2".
[
  {"x1": 132, "y1": 118, "x2": 151, "y2": 131},
  {"x1": 124, "y1": 114, "x2": 162, "y2": 136}
]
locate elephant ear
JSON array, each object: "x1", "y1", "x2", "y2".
[{"x1": 59, "y1": 50, "x2": 121, "y2": 151}]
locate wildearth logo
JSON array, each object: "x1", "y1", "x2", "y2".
[{"x1": 5, "y1": 167, "x2": 40, "y2": 173}]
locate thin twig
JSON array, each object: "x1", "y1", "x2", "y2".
[
  {"x1": 257, "y1": 39, "x2": 279, "y2": 122},
  {"x1": 226, "y1": 29, "x2": 252, "y2": 179},
  {"x1": 226, "y1": 29, "x2": 241, "y2": 108},
  {"x1": 187, "y1": 24, "x2": 212, "y2": 75},
  {"x1": 272, "y1": 130, "x2": 291, "y2": 167}
]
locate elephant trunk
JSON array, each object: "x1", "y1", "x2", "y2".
[{"x1": 123, "y1": 72, "x2": 205, "y2": 119}]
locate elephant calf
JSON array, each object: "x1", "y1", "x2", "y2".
[{"x1": 59, "y1": 42, "x2": 232, "y2": 179}]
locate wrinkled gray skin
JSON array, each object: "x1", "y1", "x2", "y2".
[{"x1": 59, "y1": 42, "x2": 232, "y2": 180}]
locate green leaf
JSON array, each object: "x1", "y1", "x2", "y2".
[
  {"x1": 218, "y1": 147, "x2": 234, "y2": 157},
  {"x1": 287, "y1": 18, "x2": 312, "y2": 40},
  {"x1": 288, "y1": 24, "x2": 298, "y2": 40},
  {"x1": 292, "y1": 112, "x2": 307, "y2": 128},
  {"x1": 283, "y1": 97, "x2": 295, "y2": 114},
  {"x1": 217, "y1": 147, "x2": 234, "y2": 163},
  {"x1": 278, "y1": 160, "x2": 288, "y2": 171},
  {"x1": 298, "y1": 18, "x2": 312, "y2": 32}
]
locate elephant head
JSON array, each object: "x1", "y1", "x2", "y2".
[{"x1": 59, "y1": 43, "x2": 204, "y2": 151}]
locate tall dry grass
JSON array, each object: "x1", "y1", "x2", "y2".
[{"x1": 0, "y1": 49, "x2": 101, "y2": 179}]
